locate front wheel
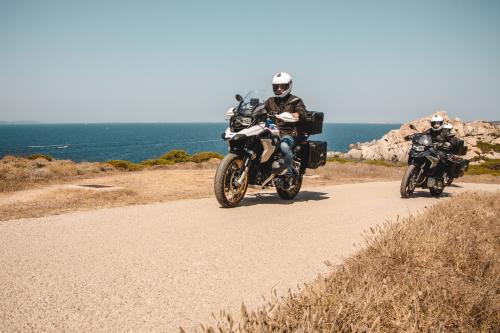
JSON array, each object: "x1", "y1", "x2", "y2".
[
  {"x1": 400, "y1": 164, "x2": 419, "y2": 198},
  {"x1": 214, "y1": 153, "x2": 248, "y2": 208},
  {"x1": 276, "y1": 175, "x2": 303, "y2": 200},
  {"x1": 445, "y1": 177, "x2": 454, "y2": 186}
]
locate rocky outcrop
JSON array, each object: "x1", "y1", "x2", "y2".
[{"x1": 339, "y1": 111, "x2": 500, "y2": 162}]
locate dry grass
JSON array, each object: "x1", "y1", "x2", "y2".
[
  {"x1": 0, "y1": 168, "x2": 217, "y2": 221},
  {"x1": 0, "y1": 155, "x2": 115, "y2": 192},
  {"x1": 201, "y1": 191, "x2": 500, "y2": 333},
  {"x1": 0, "y1": 188, "x2": 138, "y2": 221},
  {"x1": 1, "y1": 157, "x2": 498, "y2": 221},
  {"x1": 305, "y1": 161, "x2": 405, "y2": 186},
  {"x1": 0, "y1": 155, "x2": 220, "y2": 194}
]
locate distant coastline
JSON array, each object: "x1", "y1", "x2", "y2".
[
  {"x1": 0, "y1": 121, "x2": 42, "y2": 125},
  {"x1": 0, "y1": 121, "x2": 402, "y2": 125}
]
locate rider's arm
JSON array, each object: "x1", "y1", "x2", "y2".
[
  {"x1": 293, "y1": 98, "x2": 307, "y2": 121},
  {"x1": 264, "y1": 98, "x2": 276, "y2": 121}
]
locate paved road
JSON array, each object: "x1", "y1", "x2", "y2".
[{"x1": 1, "y1": 181, "x2": 498, "y2": 332}]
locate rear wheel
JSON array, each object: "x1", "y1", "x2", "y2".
[
  {"x1": 214, "y1": 153, "x2": 248, "y2": 208},
  {"x1": 429, "y1": 187, "x2": 444, "y2": 197},
  {"x1": 276, "y1": 175, "x2": 303, "y2": 200},
  {"x1": 400, "y1": 164, "x2": 419, "y2": 198}
]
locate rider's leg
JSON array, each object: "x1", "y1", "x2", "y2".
[{"x1": 280, "y1": 135, "x2": 297, "y2": 176}]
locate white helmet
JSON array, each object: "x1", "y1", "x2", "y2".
[
  {"x1": 443, "y1": 123, "x2": 453, "y2": 130},
  {"x1": 430, "y1": 114, "x2": 444, "y2": 131},
  {"x1": 272, "y1": 72, "x2": 292, "y2": 97}
]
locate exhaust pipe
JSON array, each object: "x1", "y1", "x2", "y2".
[{"x1": 261, "y1": 174, "x2": 275, "y2": 188}]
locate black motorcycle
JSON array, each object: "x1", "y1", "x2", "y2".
[
  {"x1": 400, "y1": 126, "x2": 468, "y2": 198},
  {"x1": 214, "y1": 91, "x2": 326, "y2": 208}
]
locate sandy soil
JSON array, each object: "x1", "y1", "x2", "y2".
[
  {"x1": 0, "y1": 181, "x2": 498, "y2": 332},
  {"x1": 1, "y1": 161, "x2": 497, "y2": 221},
  {"x1": 0, "y1": 163, "x2": 406, "y2": 221}
]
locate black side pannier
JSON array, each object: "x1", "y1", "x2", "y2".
[
  {"x1": 302, "y1": 111, "x2": 324, "y2": 135},
  {"x1": 451, "y1": 138, "x2": 467, "y2": 156},
  {"x1": 307, "y1": 141, "x2": 327, "y2": 169},
  {"x1": 449, "y1": 159, "x2": 469, "y2": 178}
]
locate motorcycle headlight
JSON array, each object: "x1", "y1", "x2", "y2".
[
  {"x1": 418, "y1": 135, "x2": 432, "y2": 146},
  {"x1": 240, "y1": 117, "x2": 252, "y2": 126}
]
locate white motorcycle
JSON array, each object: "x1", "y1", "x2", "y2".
[{"x1": 214, "y1": 91, "x2": 326, "y2": 208}]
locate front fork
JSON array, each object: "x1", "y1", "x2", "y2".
[
  {"x1": 414, "y1": 163, "x2": 426, "y2": 185},
  {"x1": 236, "y1": 153, "x2": 253, "y2": 186}
]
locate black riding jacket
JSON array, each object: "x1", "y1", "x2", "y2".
[
  {"x1": 423, "y1": 128, "x2": 457, "y2": 151},
  {"x1": 265, "y1": 94, "x2": 307, "y2": 137}
]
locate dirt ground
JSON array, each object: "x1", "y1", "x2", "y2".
[{"x1": 0, "y1": 162, "x2": 498, "y2": 221}]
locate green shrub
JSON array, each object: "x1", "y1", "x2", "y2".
[
  {"x1": 140, "y1": 159, "x2": 158, "y2": 167},
  {"x1": 326, "y1": 156, "x2": 352, "y2": 164},
  {"x1": 477, "y1": 141, "x2": 500, "y2": 153},
  {"x1": 365, "y1": 159, "x2": 403, "y2": 167},
  {"x1": 28, "y1": 153, "x2": 53, "y2": 161},
  {"x1": 158, "y1": 150, "x2": 192, "y2": 163},
  {"x1": 191, "y1": 151, "x2": 223, "y2": 163},
  {"x1": 467, "y1": 159, "x2": 500, "y2": 176},
  {"x1": 106, "y1": 160, "x2": 143, "y2": 171}
]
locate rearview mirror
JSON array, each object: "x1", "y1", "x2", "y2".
[
  {"x1": 409, "y1": 124, "x2": 416, "y2": 130},
  {"x1": 235, "y1": 94, "x2": 243, "y2": 102}
]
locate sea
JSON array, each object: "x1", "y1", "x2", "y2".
[{"x1": 0, "y1": 123, "x2": 400, "y2": 163}]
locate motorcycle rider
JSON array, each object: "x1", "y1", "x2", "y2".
[
  {"x1": 424, "y1": 114, "x2": 455, "y2": 151},
  {"x1": 443, "y1": 122, "x2": 455, "y2": 136},
  {"x1": 264, "y1": 72, "x2": 307, "y2": 177}
]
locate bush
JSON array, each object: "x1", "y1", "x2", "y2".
[
  {"x1": 28, "y1": 154, "x2": 53, "y2": 161},
  {"x1": 106, "y1": 160, "x2": 143, "y2": 171},
  {"x1": 139, "y1": 150, "x2": 223, "y2": 166},
  {"x1": 191, "y1": 151, "x2": 223, "y2": 163},
  {"x1": 477, "y1": 141, "x2": 500, "y2": 154},
  {"x1": 158, "y1": 150, "x2": 192, "y2": 164},
  {"x1": 327, "y1": 156, "x2": 352, "y2": 164},
  {"x1": 365, "y1": 159, "x2": 404, "y2": 167},
  {"x1": 140, "y1": 159, "x2": 158, "y2": 167},
  {"x1": 467, "y1": 159, "x2": 500, "y2": 176}
]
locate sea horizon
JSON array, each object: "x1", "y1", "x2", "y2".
[{"x1": 0, "y1": 121, "x2": 403, "y2": 125}]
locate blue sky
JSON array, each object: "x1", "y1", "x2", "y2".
[{"x1": 0, "y1": 0, "x2": 499, "y2": 123}]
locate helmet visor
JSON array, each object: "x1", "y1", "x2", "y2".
[
  {"x1": 431, "y1": 121, "x2": 443, "y2": 129},
  {"x1": 273, "y1": 83, "x2": 289, "y2": 95}
]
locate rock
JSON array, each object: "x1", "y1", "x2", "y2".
[
  {"x1": 327, "y1": 110, "x2": 500, "y2": 163},
  {"x1": 327, "y1": 151, "x2": 344, "y2": 158},
  {"x1": 346, "y1": 149, "x2": 362, "y2": 159}
]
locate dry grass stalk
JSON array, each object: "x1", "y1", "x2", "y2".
[{"x1": 202, "y1": 191, "x2": 500, "y2": 333}]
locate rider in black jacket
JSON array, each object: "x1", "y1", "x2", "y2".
[
  {"x1": 264, "y1": 72, "x2": 307, "y2": 176},
  {"x1": 424, "y1": 114, "x2": 455, "y2": 151}
]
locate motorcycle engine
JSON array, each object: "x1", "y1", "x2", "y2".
[{"x1": 272, "y1": 159, "x2": 288, "y2": 175}]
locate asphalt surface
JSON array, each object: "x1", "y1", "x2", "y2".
[{"x1": 1, "y1": 181, "x2": 498, "y2": 332}]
